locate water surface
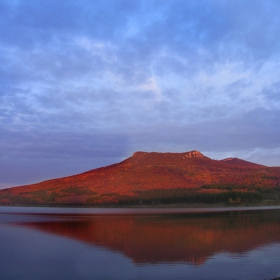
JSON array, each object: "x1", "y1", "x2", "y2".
[{"x1": 0, "y1": 206, "x2": 280, "y2": 280}]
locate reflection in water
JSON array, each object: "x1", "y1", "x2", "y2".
[{"x1": 18, "y1": 210, "x2": 280, "y2": 265}]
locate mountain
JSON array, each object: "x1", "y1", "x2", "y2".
[
  {"x1": 221, "y1": 157, "x2": 265, "y2": 168},
  {"x1": 0, "y1": 150, "x2": 280, "y2": 205}
]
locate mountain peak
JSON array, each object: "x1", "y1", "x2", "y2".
[
  {"x1": 133, "y1": 151, "x2": 148, "y2": 156},
  {"x1": 185, "y1": 150, "x2": 205, "y2": 158}
]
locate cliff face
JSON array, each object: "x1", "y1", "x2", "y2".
[{"x1": 0, "y1": 150, "x2": 280, "y2": 205}]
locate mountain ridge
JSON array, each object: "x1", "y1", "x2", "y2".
[
  {"x1": 0, "y1": 150, "x2": 279, "y2": 206},
  {"x1": 220, "y1": 157, "x2": 265, "y2": 168}
]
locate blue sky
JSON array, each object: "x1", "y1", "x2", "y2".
[{"x1": 1, "y1": 0, "x2": 280, "y2": 188}]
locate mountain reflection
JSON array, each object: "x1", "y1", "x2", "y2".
[{"x1": 19, "y1": 210, "x2": 280, "y2": 265}]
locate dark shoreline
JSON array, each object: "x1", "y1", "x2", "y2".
[
  {"x1": 1, "y1": 205, "x2": 280, "y2": 216},
  {"x1": 1, "y1": 199, "x2": 280, "y2": 208}
]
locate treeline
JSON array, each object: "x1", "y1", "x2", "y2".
[
  {"x1": 0, "y1": 190, "x2": 55, "y2": 205},
  {"x1": 0, "y1": 186, "x2": 99, "y2": 205},
  {"x1": 117, "y1": 188, "x2": 263, "y2": 206},
  {"x1": 1, "y1": 184, "x2": 280, "y2": 206},
  {"x1": 201, "y1": 184, "x2": 277, "y2": 193}
]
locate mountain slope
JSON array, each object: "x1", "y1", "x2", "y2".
[
  {"x1": 220, "y1": 157, "x2": 265, "y2": 168},
  {"x1": 0, "y1": 150, "x2": 280, "y2": 205}
]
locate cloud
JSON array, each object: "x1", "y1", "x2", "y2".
[{"x1": 1, "y1": 0, "x2": 280, "y2": 186}]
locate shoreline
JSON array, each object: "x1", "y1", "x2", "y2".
[
  {"x1": 1, "y1": 198, "x2": 280, "y2": 208},
  {"x1": 1, "y1": 204, "x2": 280, "y2": 215}
]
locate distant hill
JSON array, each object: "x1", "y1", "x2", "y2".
[
  {"x1": 220, "y1": 157, "x2": 265, "y2": 168},
  {"x1": 0, "y1": 150, "x2": 280, "y2": 206}
]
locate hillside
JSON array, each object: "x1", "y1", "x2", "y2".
[
  {"x1": 0, "y1": 150, "x2": 280, "y2": 205},
  {"x1": 221, "y1": 157, "x2": 265, "y2": 168}
]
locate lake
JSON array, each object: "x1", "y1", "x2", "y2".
[{"x1": 0, "y1": 206, "x2": 280, "y2": 280}]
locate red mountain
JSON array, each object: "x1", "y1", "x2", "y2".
[
  {"x1": 0, "y1": 150, "x2": 280, "y2": 205},
  {"x1": 221, "y1": 157, "x2": 265, "y2": 168}
]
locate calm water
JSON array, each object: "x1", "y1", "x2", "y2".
[{"x1": 0, "y1": 206, "x2": 280, "y2": 280}]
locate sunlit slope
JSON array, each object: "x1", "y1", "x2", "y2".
[{"x1": 0, "y1": 150, "x2": 280, "y2": 205}]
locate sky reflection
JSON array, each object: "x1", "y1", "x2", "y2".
[
  {"x1": 0, "y1": 209, "x2": 280, "y2": 279},
  {"x1": 0, "y1": 223, "x2": 280, "y2": 280}
]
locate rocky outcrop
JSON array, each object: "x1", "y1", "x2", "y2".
[
  {"x1": 185, "y1": 150, "x2": 206, "y2": 158},
  {"x1": 133, "y1": 150, "x2": 207, "y2": 158}
]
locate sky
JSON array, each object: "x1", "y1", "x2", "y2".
[{"x1": 1, "y1": 0, "x2": 280, "y2": 188}]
